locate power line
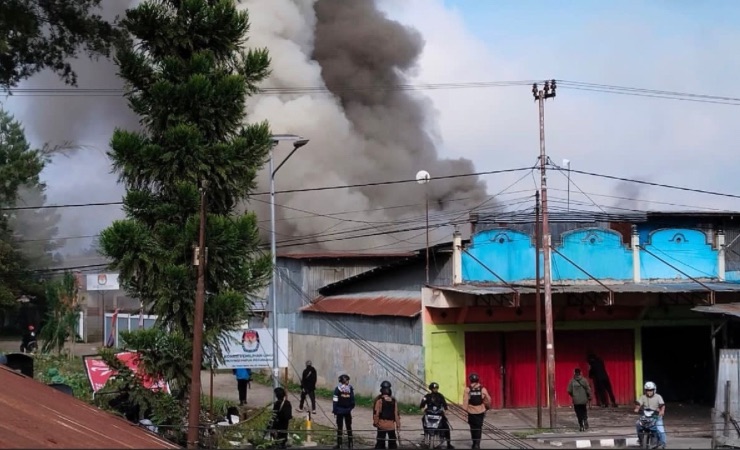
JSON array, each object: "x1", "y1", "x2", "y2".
[
  {"x1": 6, "y1": 79, "x2": 740, "y2": 106},
  {"x1": 0, "y1": 166, "x2": 533, "y2": 211}
]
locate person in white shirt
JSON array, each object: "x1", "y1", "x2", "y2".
[{"x1": 634, "y1": 381, "x2": 666, "y2": 448}]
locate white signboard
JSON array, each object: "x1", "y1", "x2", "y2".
[
  {"x1": 220, "y1": 327, "x2": 289, "y2": 369},
  {"x1": 86, "y1": 273, "x2": 120, "y2": 291}
]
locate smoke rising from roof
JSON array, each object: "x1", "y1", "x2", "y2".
[{"x1": 241, "y1": 0, "x2": 487, "y2": 252}]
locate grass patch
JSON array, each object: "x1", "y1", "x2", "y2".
[
  {"x1": 251, "y1": 371, "x2": 421, "y2": 415},
  {"x1": 213, "y1": 405, "x2": 339, "y2": 449},
  {"x1": 511, "y1": 428, "x2": 550, "y2": 438}
]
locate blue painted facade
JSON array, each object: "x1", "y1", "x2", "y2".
[{"x1": 463, "y1": 224, "x2": 726, "y2": 283}]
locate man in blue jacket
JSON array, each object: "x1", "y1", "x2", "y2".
[
  {"x1": 332, "y1": 373, "x2": 355, "y2": 449},
  {"x1": 233, "y1": 368, "x2": 252, "y2": 405}
]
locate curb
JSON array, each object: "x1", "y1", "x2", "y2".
[{"x1": 536, "y1": 437, "x2": 639, "y2": 448}]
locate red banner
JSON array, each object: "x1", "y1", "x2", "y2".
[{"x1": 83, "y1": 351, "x2": 170, "y2": 394}]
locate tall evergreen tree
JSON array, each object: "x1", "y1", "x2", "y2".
[
  {"x1": 99, "y1": 0, "x2": 272, "y2": 392},
  {"x1": 0, "y1": 109, "x2": 49, "y2": 309}
]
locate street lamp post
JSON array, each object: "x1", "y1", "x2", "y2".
[
  {"x1": 269, "y1": 134, "x2": 309, "y2": 394},
  {"x1": 416, "y1": 170, "x2": 431, "y2": 284}
]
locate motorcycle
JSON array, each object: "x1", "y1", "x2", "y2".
[
  {"x1": 636, "y1": 408, "x2": 659, "y2": 449},
  {"x1": 20, "y1": 339, "x2": 37, "y2": 354},
  {"x1": 422, "y1": 408, "x2": 445, "y2": 449}
]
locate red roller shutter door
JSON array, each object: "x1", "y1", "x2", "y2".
[
  {"x1": 505, "y1": 329, "x2": 634, "y2": 407},
  {"x1": 554, "y1": 330, "x2": 635, "y2": 407},
  {"x1": 464, "y1": 332, "x2": 503, "y2": 409},
  {"x1": 504, "y1": 331, "x2": 546, "y2": 408}
]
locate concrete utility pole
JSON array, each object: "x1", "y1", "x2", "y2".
[
  {"x1": 187, "y1": 183, "x2": 208, "y2": 449},
  {"x1": 532, "y1": 80, "x2": 558, "y2": 429}
]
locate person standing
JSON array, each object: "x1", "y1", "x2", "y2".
[
  {"x1": 233, "y1": 367, "x2": 251, "y2": 406},
  {"x1": 462, "y1": 373, "x2": 491, "y2": 449},
  {"x1": 299, "y1": 360, "x2": 317, "y2": 413},
  {"x1": 332, "y1": 374, "x2": 355, "y2": 449},
  {"x1": 567, "y1": 368, "x2": 592, "y2": 431},
  {"x1": 268, "y1": 387, "x2": 293, "y2": 449},
  {"x1": 373, "y1": 384, "x2": 401, "y2": 449},
  {"x1": 587, "y1": 352, "x2": 617, "y2": 407}
]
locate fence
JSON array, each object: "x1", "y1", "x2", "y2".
[{"x1": 713, "y1": 349, "x2": 740, "y2": 448}]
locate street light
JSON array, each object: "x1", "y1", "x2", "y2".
[
  {"x1": 416, "y1": 170, "x2": 431, "y2": 284},
  {"x1": 269, "y1": 134, "x2": 309, "y2": 393},
  {"x1": 563, "y1": 159, "x2": 571, "y2": 211}
]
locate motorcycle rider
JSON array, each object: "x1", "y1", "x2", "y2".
[
  {"x1": 420, "y1": 382, "x2": 454, "y2": 449},
  {"x1": 634, "y1": 381, "x2": 666, "y2": 449},
  {"x1": 20, "y1": 325, "x2": 36, "y2": 353}
]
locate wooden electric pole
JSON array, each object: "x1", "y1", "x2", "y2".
[
  {"x1": 532, "y1": 80, "x2": 558, "y2": 429},
  {"x1": 187, "y1": 184, "x2": 208, "y2": 448}
]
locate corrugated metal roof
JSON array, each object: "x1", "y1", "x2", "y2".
[
  {"x1": 0, "y1": 366, "x2": 179, "y2": 449},
  {"x1": 301, "y1": 291, "x2": 421, "y2": 318},
  {"x1": 431, "y1": 282, "x2": 740, "y2": 296},
  {"x1": 693, "y1": 303, "x2": 740, "y2": 318}
]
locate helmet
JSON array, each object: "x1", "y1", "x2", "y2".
[
  {"x1": 338, "y1": 374, "x2": 350, "y2": 383},
  {"x1": 28, "y1": 325, "x2": 34, "y2": 331},
  {"x1": 468, "y1": 373, "x2": 479, "y2": 383},
  {"x1": 644, "y1": 381, "x2": 656, "y2": 391},
  {"x1": 380, "y1": 380, "x2": 392, "y2": 390},
  {"x1": 306, "y1": 360, "x2": 312, "y2": 366},
  {"x1": 429, "y1": 382, "x2": 439, "y2": 390}
]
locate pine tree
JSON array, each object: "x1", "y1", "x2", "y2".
[
  {"x1": 0, "y1": 109, "x2": 50, "y2": 309},
  {"x1": 99, "y1": 0, "x2": 272, "y2": 394}
]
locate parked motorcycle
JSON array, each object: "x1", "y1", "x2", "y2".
[
  {"x1": 636, "y1": 408, "x2": 659, "y2": 449},
  {"x1": 422, "y1": 408, "x2": 444, "y2": 449}
]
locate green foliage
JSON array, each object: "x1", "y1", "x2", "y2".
[
  {"x1": 0, "y1": 0, "x2": 120, "y2": 88},
  {"x1": 0, "y1": 109, "x2": 51, "y2": 310},
  {"x1": 40, "y1": 272, "x2": 82, "y2": 354},
  {"x1": 99, "y1": 0, "x2": 273, "y2": 402},
  {"x1": 34, "y1": 353, "x2": 92, "y2": 402},
  {"x1": 95, "y1": 347, "x2": 186, "y2": 443},
  {"x1": 118, "y1": 327, "x2": 192, "y2": 399}
]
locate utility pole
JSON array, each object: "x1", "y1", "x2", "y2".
[
  {"x1": 532, "y1": 80, "x2": 558, "y2": 429},
  {"x1": 187, "y1": 183, "x2": 208, "y2": 449},
  {"x1": 535, "y1": 189, "x2": 542, "y2": 429}
]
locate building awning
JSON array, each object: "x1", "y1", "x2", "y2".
[
  {"x1": 692, "y1": 303, "x2": 740, "y2": 319},
  {"x1": 301, "y1": 291, "x2": 420, "y2": 318},
  {"x1": 431, "y1": 282, "x2": 740, "y2": 296}
]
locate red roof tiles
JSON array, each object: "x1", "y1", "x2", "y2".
[{"x1": 0, "y1": 365, "x2": 179, "y2": 449}]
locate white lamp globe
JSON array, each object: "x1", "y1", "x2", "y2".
[{"x1": 416, "y1": 170, "x2": 431, "y2": 184}]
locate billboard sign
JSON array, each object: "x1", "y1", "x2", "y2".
[
  {"x1": 86, "y1": 273, "x2": 120, "y2": 291},
  {"x1": 219, "y1": 327, "x2": 289, "y2": 369},
  {"x1": 82, "y1": 351, "x2": 170, "y2": 394}
]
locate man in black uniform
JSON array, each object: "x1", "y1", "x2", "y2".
[{"x1": 420, "y1": 382, "x2": 454, "y2": 449}]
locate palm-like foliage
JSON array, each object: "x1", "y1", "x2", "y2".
[{"x1": 99, "y1": 0, "x2": 272, "y2": 395}]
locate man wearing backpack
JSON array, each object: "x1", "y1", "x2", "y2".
[
  {"x1": 462, "y1": 373, "x2": 491, "y2": 449},
  {"x1": 567, "y1": 367, "x2": 592, "y2": 431}
]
